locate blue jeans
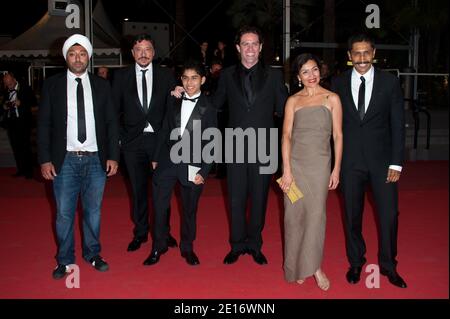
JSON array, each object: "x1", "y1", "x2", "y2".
[{"x1": 53, "y1": 153, "x2": 106, "y2": 265}]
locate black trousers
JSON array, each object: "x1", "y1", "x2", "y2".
[
  {"x1": 340, "y1": 167, "x2": 399, "y2": 272},
  {"x1": 122, "y1": 133, "x2": 171, "y2": 239},
  {"x1": 227, "y1": 163, "x2": 272, "y2": 252},
  {"x1": 7, "y1": 118, "x2": 33, "y2": 177},
  {"x1": 152, "y1": 164, "x2": 203, "y2": 252}
]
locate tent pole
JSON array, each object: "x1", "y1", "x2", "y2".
[{"x1": 85, "y1": 0, "x2": 93, "y2": 72}]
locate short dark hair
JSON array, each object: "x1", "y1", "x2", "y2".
[
  {"x1": 132, "y1": 33, "x2": 155, "y2": 47},
  {"x1": 210, "y1": 58, "x2": 223, "y2": 67},
  {"x1": 292, "y1": 53, "x2": 321, "y2": 76},
  {"x1": 181, "y1": 60, "x2": 206, "y2": 78},
  {"x1": 347, "y1": 33, "x2": 375, "y2": 51},
  {"x1": 234, "y1": 25, "x2": 264, "y2": 45}
]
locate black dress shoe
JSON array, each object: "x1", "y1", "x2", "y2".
[
  {"x1": 127, "y1": 236, "x2": 148, "y2": 252},
  {"x1": 167, "y1": 234, "x2": 178, "y2": 248},
  {"x1": 223, "y1": 250, "x2": 244, "y2": 264},
  {"x1": 381, "y1": 269, "x2": 407, "y2": 288},
  {"x1": 143, "y1": 248, "x2": 168, "y2": 266},
  {"x1": 346, "y1": 267, "x2": 362, "y2": 284},
  {"x1": 249, "y1": 250, "x2": 268, "y2": 265},
  {"x1": 89, "y1": 255, "x2": 109, "y2": 272},
  {"x1": 181, "y1": 251, "x2": 200, "y2": 266},
  {"x1": 52, "y1": 264, "x2": 69, "y2": 279}
]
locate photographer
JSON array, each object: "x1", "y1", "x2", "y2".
[{"x1": 1, "y1": 71, "x2": 36, "y2": 179}]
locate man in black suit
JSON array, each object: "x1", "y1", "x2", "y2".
[
  {"x1": 112, "y1": 34, "x2": 177, "y2": 252},
  {"x1": 144, "y1": 61, "x2": 217, "y2": 266},
  {"x1": 331, "y1": 34, "x2": 407, "y2": 288},
  {"x1": 214, "y1": 26, "x2": 288, "y2": 265},
  {"x1": 37, "y1": 34, "x2": 119, "y2": 279},
  {"x1": 1, "y1": 71, "x2": 36, "y2": 179}
]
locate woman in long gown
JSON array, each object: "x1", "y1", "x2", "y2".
[{"x1": 280, "y1": 53, "x2": 343, "y2": 291}]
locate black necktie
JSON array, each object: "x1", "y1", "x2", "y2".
[
  {"x1": 244, "y1": 70, "x2": 253, "y2": 104},
  {"x1": 75, "y1": 78, "x2": 86, "y2": 143},
  {"x1": 358, "y1": 76, "x2": 366, "y2": 120},
  {"x1": 141, "y1": 69, "x2": 148, "y2": 113},
  {"x1": 182, "y1": 95, "x2": 198, "y2": 103}
]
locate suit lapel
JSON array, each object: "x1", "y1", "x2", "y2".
[
  {"x1": 88, "y1": 73, "x2": 99, "y2": 123},
  {"x1": 174, "y1": 97, "x2": 182, "y2": 134},
  {"x1": 183, "y1": 94, "x2": 206, "y2": 137},
  {"x1": 148, "y1": 65, "x2": 157, "y2": 113},
  {"x1": 55, "y1": 73, "x2": 68, "y2": 122},
  {"x1": 252, "y1": 64, "x2": 268, "y2": 100},
  {"x1": 362, "y1": 68, "x2": 379, "y2": 122},
  {"x1": 344, "y1": 70, "x2": 362, "y2": 122},
  {"x1": 129, "y1": 66, "x2": 145, "y2": 114},
  {"x1": 232, "y1": 66, "x2": 247, "y2": 105}
]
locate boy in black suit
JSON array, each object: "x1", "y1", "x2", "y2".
[{"x1": 143, "y1": 61, "x2": 217, "y2": 266}]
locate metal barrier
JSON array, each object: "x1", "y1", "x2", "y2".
[{"x1": 404, "y1": 98, "x2": 431, "y2": 149}]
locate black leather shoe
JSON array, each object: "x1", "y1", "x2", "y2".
[
  {"x1": 181, "y1": 251, "x2": 200, "y2": 266},
  {"x1": 167, "y1": 234, "x2": 178, "y2": 248},
  {"x1": 249, "y1": 250, "x2": 268, "y2": 265},
  {"x1": 52, "y1": 264, "x2": 69, "y2": 279},
  {"x1": 223, "y1": 250, "x2": 244, "y2": 264},
  {"x1": 346, "y1": 267, "x2": 362, "y2": 284},
  {"x1": 127, "y1": 236, "x2": 148, "y2": 252},
  {"x1": 381, "y1": 269, "x2": 407, "y2": 288},
  {"x1": 89, "y1": 255, "x2": 109, "y2": 272},
  {"x1": 143, "y1": 248, "x2": 168, "y2": 266}
]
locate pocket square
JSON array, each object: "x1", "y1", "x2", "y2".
[{"x1": 276, "y1": 178, "x2": 304, "y2": 204}]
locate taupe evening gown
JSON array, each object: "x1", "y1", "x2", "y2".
[{"x1": 283, "y1": 103, "x2": 332, "y2": 282}]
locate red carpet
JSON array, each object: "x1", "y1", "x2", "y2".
[{"x1": 0, "y1": 161, "x2": 448, "y2": 299}]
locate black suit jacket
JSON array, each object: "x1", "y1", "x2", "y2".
[
  {"x1": 154, "y1": 94, "x2": 217, "y2": 185},
  {"x1": 213, "y1": 63, "x2": 287, "y2": 128},
  {"x1": 37, "y1": 72, "x2": 120, "y2": 173},
  {"x1": 112, "y1": 64, "x2": 175, "y2": 149},
  {"x1": 1, "y1": 81, "x2": 36, "y2": 127},
  {"x1": 213, "y1": 63, "x2": 287, "y2": 164},
  {"x1": 331, "y1": 68, "x2": 405, "y2": 173}
]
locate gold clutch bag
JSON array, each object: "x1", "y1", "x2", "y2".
[{"x1": 276, "y1": 178, "x2": 304, "y2": 204}]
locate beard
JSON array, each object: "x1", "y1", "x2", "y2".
[{"x1": 68, "y1": 61, "x2": 88, "y2": 75}]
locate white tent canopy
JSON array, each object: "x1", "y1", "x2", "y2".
[{"x1": 0, "y1": 0, "x2": 121, "y2": 62}]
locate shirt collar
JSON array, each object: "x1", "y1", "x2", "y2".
[
  {"x1": 67, "y1": 70, "x2": 88, "y2": 80},
  {"x1": 184, "y1": 92, "x2": 201, "y2": 100},
  {"x1": 352, "y1": 66, "x2": 374, "y2": 82},
  {"x1": 135, "y1": 63, "x2": 153, "y2": 74},
  {"x1": 240, "y1": 61, "x2": 259, "y2": 74}
]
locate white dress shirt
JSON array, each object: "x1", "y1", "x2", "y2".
[
  {"x1": 351, "y1": 66, "x2": 401, "y2": 172},
  {"x1": 8, "y1": 82, "x2": 18, "y2": 102},
  {"x1": 180, "y1": 92, "x2": 200, "y2": 135},
  {"x1": 135, "y1": 63, "x2": 154, "y2": 132},
  {"x1": 66, "y1": 70, "x2": 98, "y2": 152},
  {"x1": 7, "y1": 82, "x2": 19, "y2": 118},
  {"x1": 351, "y1": 66, "x2": 374, "y2": 114}
]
